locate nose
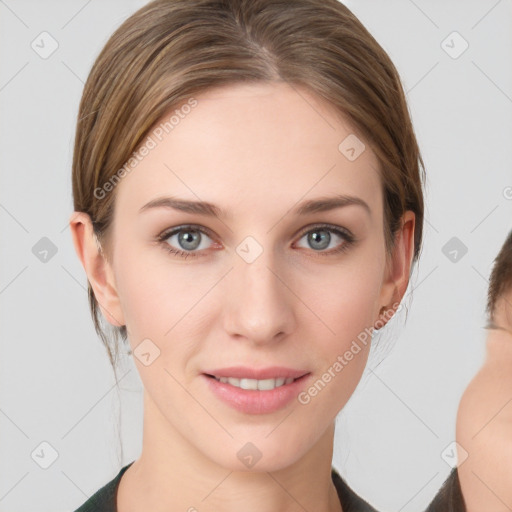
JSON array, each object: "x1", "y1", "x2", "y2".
[{"x1": 222, "y1": 248, "x2": 296, "y2": 346}]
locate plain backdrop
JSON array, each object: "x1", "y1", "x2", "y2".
[{"x1": 0, "y1": 1, "x2": 511, "y2": 511}]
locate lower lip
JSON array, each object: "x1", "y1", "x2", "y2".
[{"x1": 203, "y1": 374, "x2": 310, "y2": 414}]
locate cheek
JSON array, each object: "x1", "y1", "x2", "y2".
[
  {"x1": 291, "y1": 245, "x2": 385, "y2": 393},
  {"x1": 299, "y1": 268, "x2": 383, "y2": 416},
  {"x1": 308, "y1": 249, "x2": 385, "y2": 348},
  {"x1": 113, "y1": 243, "x2": 189, "y2": 339},
  {"x1": 331, "y1": 269, "x2": 381, "y2": 335},
  {"x1": 113, "y1": 243, "x2": 221, "y2": 370}
]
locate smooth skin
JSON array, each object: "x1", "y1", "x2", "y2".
[
  {"x1": 457, "y1": 296, "x2": 512, "y2": 512},
  {"x1": 70, "y1": 81, "x2": 415, "y2": 512}
]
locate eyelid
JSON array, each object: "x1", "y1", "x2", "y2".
[
  {"x1": 158, "y1": 223, "x2": 216, "y2": 241},
  {"x1": 294, "y1": 222, "x2": 353, "y2": 239}
]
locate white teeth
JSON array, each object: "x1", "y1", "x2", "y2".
[
  {"x1": 240, "y1": 378, "x2": 258, "y2": 390},
  {"x1": 214, "y1": 376, "x2": 295, "y2": 390},
  {"x1": 257, "y1": 378, "x2": 277, "y2": 390}
]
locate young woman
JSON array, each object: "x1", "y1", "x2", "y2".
[{"x1": 68, "y1": 0, "x2": 425, "y2": 510}]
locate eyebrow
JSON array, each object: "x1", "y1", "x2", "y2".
[{"x1": 138, "y1": 194, "x2": 371, "y2": 219}]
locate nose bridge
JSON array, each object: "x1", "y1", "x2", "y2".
[{"x1": 223, "y1": 238, "x2": 294, "y2": 343}]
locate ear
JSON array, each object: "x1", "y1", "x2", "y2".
[
  {"x1": 68, "y1": 212, "x2": 125, "y2": 328},
  {"x1": 374, "y1": 210, "x2": 416, "y2": 329}
]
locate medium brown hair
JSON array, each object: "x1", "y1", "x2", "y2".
[
  {"x1": 487, "y1": 230, "x2": 512, "y2": 325},
  {"x1": 71, "y1": 0, "x2": 426, "y2": 369}
]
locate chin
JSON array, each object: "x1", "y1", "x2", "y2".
[{"x1": 204, "y1": 432, "x2": 312, "y2": 473}]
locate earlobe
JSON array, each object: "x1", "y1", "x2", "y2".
[
  {"x1": 68, "y1": 211, "x2": 125, "y2": 328},
  {"x1": 375, "y1": 211, "x2": 416, "y2": 329}
]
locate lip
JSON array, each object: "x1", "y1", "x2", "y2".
[
  {"x1": 203, "y1": 366, "x2": 309, "y2": 380},
  {"x1": 202, "y1": 367, "x2": 311, "y2": 415}
]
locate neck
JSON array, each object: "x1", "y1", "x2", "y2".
[{"x1": 117, "y1": 389, "x2": 343, "y2": 512}]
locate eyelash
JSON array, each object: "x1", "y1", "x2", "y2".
[{"x1": 156, "y1": 223, "x2": 356, "y2": 259}]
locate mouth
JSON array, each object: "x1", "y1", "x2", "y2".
[
  {"x1": 202, "y1": 371, "x2": 312, "y2": 414},
  {"x1": 203, "y1": 374, "x2": 306, "y2": 391}
]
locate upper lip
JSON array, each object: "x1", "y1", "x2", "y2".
[{"x1": 204, "y1": 366, "x2": 310, "y2": 380}]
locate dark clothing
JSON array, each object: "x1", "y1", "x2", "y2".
[
  {"x1": 73, "y1": 463, "x2": 132, "y2": 512},
  {"x1": 331, "y1": 469, "x2": 379, "y2": 511},
  {"x1": 424, "y1": 468, "x2": 466, "y2": 512},
  {"x1": 74, "y1": 461, "x2": 379, "y2": 511}
]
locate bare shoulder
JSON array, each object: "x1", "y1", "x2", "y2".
[{"x1": 456, "y1": 330, "x2": 512, "y2": 512}]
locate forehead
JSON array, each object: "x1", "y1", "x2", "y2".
[{"x1": 113, "y1": 81, "x2": 382, "y2": 221}]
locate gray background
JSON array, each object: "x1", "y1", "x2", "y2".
[{"x1": 0, "y1": 1, "x2": 511, "y2": 511}]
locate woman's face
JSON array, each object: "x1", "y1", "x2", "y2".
[{"x1": 91, "y1": 82, "x2": 409, "y2": 471}]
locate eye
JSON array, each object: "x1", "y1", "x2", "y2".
[
  {"x1": 157, "y1": 225, "x2": 216, "y2": 259},
  {"x1": 295, "y1": 223, "x2": 355, "y2": 255}
]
